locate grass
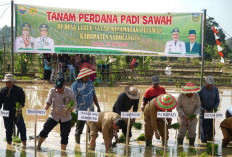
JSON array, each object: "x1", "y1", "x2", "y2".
[
  {"x1": 206, "y1": 143, "x2": 218, "y2": 155},
  {"x1": 47, "y1": 150, "x2": 55, "y2": 157},
  {"x1": 12, "y1": 136, "x2": 21, "y2": 143},
  {"x1": 118, "y1": 134, "x2": 126, "y2": 143}
]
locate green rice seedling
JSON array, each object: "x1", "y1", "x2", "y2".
[
  {"x1": 74, "y1": 149, "x2": 82, "y2": 157},
  {"x1": 136, "y1": 133, "x2": 145, "y2": 141},
  {"x1": 47, "y1": 150, "x2": 55, "y2": 157},
  {"x1": 188, "y1": 114, "x2": 197, "y2": 120},
  {"x1": 206, "y1": 143, "x2": 218, "y2": 155},
  {"x1": 179, "y1": 151, "x2": 187, "y2": 157},
  {"x1": 199, "y1": 152, "x2": 207, "y2": 157},
  {"x1": 170, "y1": 123, "x2": 180, "y2": 130},
  {"x1": 133, "y1": 122, "x2": 142, "y2": 130},
  {"x1": 15, "y1": 102, "x2": 21, "y2": 118},
  {"x1": 118, "y1": 134, "x2": 126, "y2": 143},
  {"x1": 67, "y1": 100, "x2": 75, "y2": 109},
  {"x1": 13, "y1": 136, "x2": 21, "y2": 143}
]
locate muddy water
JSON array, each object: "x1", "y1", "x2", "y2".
[{"x1": 0, "y1": 83, "x2": 232, "y2": 157}]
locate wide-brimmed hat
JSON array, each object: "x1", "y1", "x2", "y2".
[
  {"x1": 154, "y1": 94, "x2": 177, "y2": 111},
  {"x1": 124, "y1": 86, "x2": 140, "y2": 100},
  {"x1": 2, "y1": 74, "x2": 15, "y2": 82},
  {"x1": 76, "y1": 68, "x2": 96, "y2": 80},
  {"x1": 205, "y1": 76, "x2": 214, "y2": 85},
  {"x1": 181, "y1": 82, "x2": 200, "y2": 93}
]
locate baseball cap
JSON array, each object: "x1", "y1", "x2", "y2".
[
  {"x1": 54, "y1": 78, "x2": 65, "y2": 89},
  {"x1": 151, "y1": 76, "x2": 160, "y2": 84},
  {"x1": 205, "y1": 76, "x2": 214, "y2": 85}
]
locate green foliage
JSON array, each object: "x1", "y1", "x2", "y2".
[
  {"x1": 47, "y1": 150, "x2": 55, "y2": 157},
  {"x1": 136, "y1": 133, "x2": 145, "y2": 141},
  {"x1": 206, "y1": 143, "x2": 218, "y2": 155},
  {"x1": 108, "y1": 81, "x2": 114, "y2": 87},
  {"x1": 75, "y1": 149, "x2": 82, "y2": 156},
  {"x1": 133, "y1": 122, "x2": 142, "y2": 130},
  {"x1": 199, "y1": 152, "x2": 207, "y2": 157},
  {"x1": 118, "y1": 134, "x2": 126, "y2": 143},
  {"x1": 93, "y1": 81, "x2": 99, "y2": 87},
  {"x1": 170, "y1": 123, "x2": 180, "y2": 130},
  {"x1": 13, "y1": 136, "x2": 21, "y2": 143},
  {"x1": 179, "y1": 151, "x2": 187, "y2": 157},
  {"x1": 71, "y1": 112, "x2": 79, "y2": 127},
  {"x1": 175, "y1": 83, "x2": 182, "y2": 88}
]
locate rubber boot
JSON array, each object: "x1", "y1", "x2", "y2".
[
  {"x1": 177, "y1": 138, "x2": 184, "y2": 145},
  {"x1": 75, "y1": 135, "x2": 81, "y2": 144},
  {"x1": 145, "y1": 139, "x2": 152, "y2": 146},
  {"x1": 189, "y1": 138, "x2": 195, "y2": 146}
]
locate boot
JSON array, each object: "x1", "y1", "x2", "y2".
[
  {"x1": 177, "y1": 138, "x2": 184, "y2": 145},
  {"x1": 75, "y1": 135, "x2": 81, "y2": 144},
  {"x1": 145, "y1": 139, "x2": 152, "y2": 146},
  {"x1": 189, "y1": 138, "x2": 195, "y2": 146}
]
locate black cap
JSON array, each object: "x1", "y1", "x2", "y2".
[
  {"x1": 115, "y1": 118, "x2": 127, "y2": 129},
  {"x1": 54, "y1": 78, "x2": 65, "y2": 89}
]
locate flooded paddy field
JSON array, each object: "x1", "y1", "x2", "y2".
[{"x1": 0, "y1": 83, "x2": 232, "y2": 157}]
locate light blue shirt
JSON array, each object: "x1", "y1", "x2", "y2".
[{"x1": 71, "y1": 79, "x2": 95, "y2": 112}]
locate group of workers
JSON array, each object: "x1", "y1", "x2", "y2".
[{"x1": 0, "y1": 70, "x2": 231, "y2": 153}]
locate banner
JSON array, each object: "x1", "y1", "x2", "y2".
[{"x1": 15, "y1": 4, "x2": 203, "y2": 57}]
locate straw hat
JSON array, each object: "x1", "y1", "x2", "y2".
[
  {"x1": 181, "y1": 82, "x2": 200, "y2": 93},
  {"x1": 2, "y1": 74, "x2": 15, "y2": 82},
  {"x1": 154, "y1": 94, "x2": 177, "y2": 111},
  {"x1": 76, "y1": 68, "x2": 96, "y2": 80},
  {"x1": 124, "y1": 86, "x2": 140, "y2": 100}
]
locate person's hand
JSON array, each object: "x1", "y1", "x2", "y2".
[
  {"x1": 66, "y1": 109, "x2": 72, "y2": 114},
  {"x1": 141, "y1": 105, "x2": 145, "y2": 112},
  {"x1": 183, "y1": 115, "x2": 189, "y2": 121},
  {"x1": 44, "y1": 104, "x2": 50, "y2": 111},
  {"x1": 97, "y1": 107, "x2": 101, "y2": 112},
  {"x1": 155, "y1": 131, "x2": 160, "y2": 140}
]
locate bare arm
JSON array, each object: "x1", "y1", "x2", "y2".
[{"x1": 93, "y1": 94, "x2": 101, "y2": 112}]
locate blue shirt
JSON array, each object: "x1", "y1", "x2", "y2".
[
  {"x1": 71, "y1": 79, "x2": 95, "y2": 112},
  {"x1": 197, "y1": 86, "x2": 220, "y2": 111},
  {"x1": 44, "y1": 59, "x2": 51, "y2": 70}
]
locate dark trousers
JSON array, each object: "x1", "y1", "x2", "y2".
[
  {"x1": 75, "y1": 120, "x2": 86, "y2": 136},
  {"x1": 3, "y1": 115, "x2": 27, "y2": 143},
  {"x1": 44, "y1": 69, "x2": 51, "y2": 80},
  {"x1": 200, "y1": 112, "x2": 215, "y2": 142},
  {"x1": 39, "y1": 118, "x2": 71, "y2": 145}
]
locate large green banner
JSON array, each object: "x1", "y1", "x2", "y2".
[{"x1": 15, "y1": 4, "x2": 203, "y2": 57}]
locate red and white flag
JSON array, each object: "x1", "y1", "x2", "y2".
[{"x1": 213, "y1": 27, "x2": 224, "y2": 63}]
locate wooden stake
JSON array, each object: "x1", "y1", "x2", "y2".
[
  {"x1": 163, "y1": 110, "x2": 167, "y2": 157},
  {"x1": 212, "y1": 110, "x2": 215, "y2": 157},
  {"x1": 126, "y1": 118, "x2": 131, "y2": 157},
  {"x1": 34, "y1": 112, "x2": 37, "y2": 157},
  {"x1": 86, "y1": 108, "x2": 90, "y2": 157}
]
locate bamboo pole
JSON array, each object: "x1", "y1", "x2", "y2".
[
  {"x1": 126, "y1": 117, "x2": 131, "y2": 157},
  {"x1": 212, "y1": 110, "x2": 215, "y2": 157},
  {"x1": 34, "y1": 112, "x2": 37, "y2": 157},
  {"x1": 163, "y1": 110, "x2": 167, "y2": 157},
  {"x1": 86, "y1": 108, "x2": 90, "y2": 157},
  {"x1": 11, "y1": 0, "x2": 14, "y2": 74}
]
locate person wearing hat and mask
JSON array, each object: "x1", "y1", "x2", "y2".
[
  {"x1": 141, "y1": 76, "x2": 166, "y2": 112},
  {"x1": 71, "y1": 68, "x2": 101, "y2": 144},
  {"x1": 112, "y1": 86, "x2": 140, "y2": 138},
  {"x1": 165, "y1": 28, "x2": 186, "y2": 56},
  {"x1": 144, "y1": 94, "x2": 176, "y2": 146},
  {"x1": 34, "y1": 24, "x2": 54, "y2": 52},
  {"x1": 37, "y1": 77, "x2": 76, "y2": 150},
  {"x1": 220, "y1": 105, "x2": 232, "y2": 148},
  {"x1": 87, "y1": 112, "x2": 127, "y2": 152},
  {"x1": 198, "y1": 76, "x2": 220, "y2": 143},
  {"x1": 14, "y1": 23, "x2": 35, "y2": 51},
  {"x1": 0, "y1": 74, "x2": 27, "y2": 146},
  {"x1": 185, "y1": 30, "x2": 201, "y2": 56},
  {"x1": 176, "y1": 82, "x2": 201, "y2": 146}
]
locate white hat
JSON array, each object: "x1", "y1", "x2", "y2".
[
  {"x1": 205, "y1": 76, "x2": 214, "y2": 85},
  {"x1": 124, "y1": 86, "x2": 140, "y2": 100},
  {"x1": 2, "y1": 74, "x2": 15, "y2": 82}
]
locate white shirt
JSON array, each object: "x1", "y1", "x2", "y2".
[
  {"x1": 165, "y1": 40, "x2": 186, "y2": 56},
  {"x1": 34, "y1": 37, "x2": 54, "y2": 52},
  {"x1": 14, "y1": 36, "x2": 35, "y2": 51}
]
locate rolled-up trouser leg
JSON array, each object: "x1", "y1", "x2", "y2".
[
  {"x1": 60, "y1": 120, "x2": 71, "y2": 145},
  {"x1": 39, "y1": 118, "x2": 58, "y2": 138}
]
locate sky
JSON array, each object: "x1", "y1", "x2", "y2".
[{"x1": 0, "y1": 0, "x2": 232, "y2": 38}]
